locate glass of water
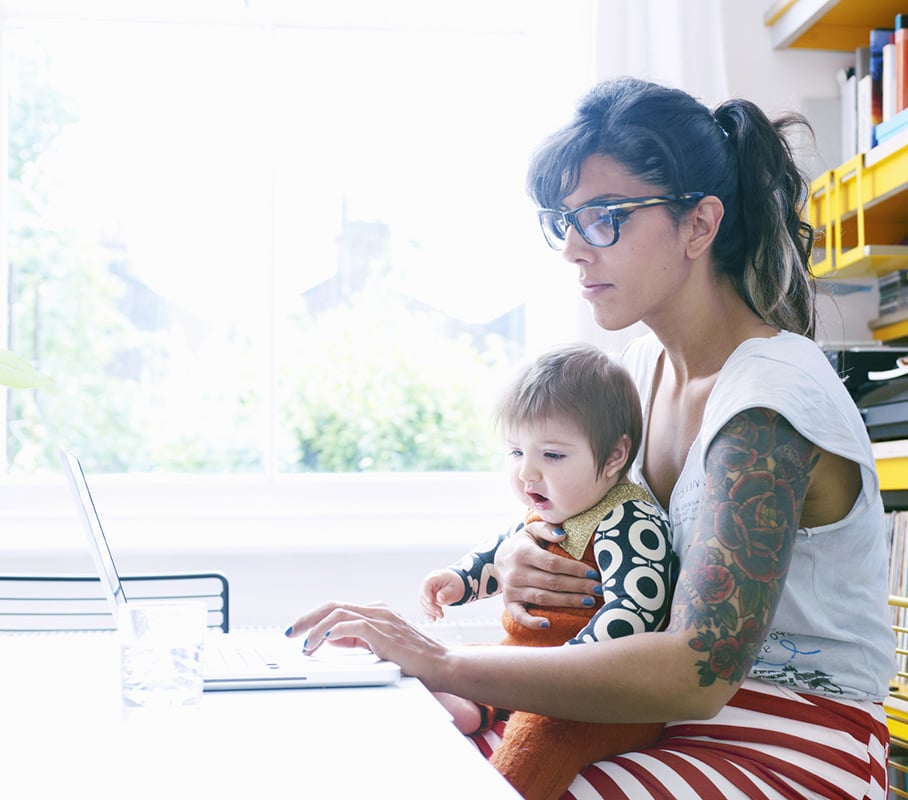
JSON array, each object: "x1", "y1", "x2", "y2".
[{"x1": 118, "y1": 600, "x2": 207, "y2": 709}]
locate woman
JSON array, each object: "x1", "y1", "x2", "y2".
[{"x1": 287, "y1": 78, "x2": 896, "y2": 799}]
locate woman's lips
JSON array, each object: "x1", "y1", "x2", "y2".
[{"x1": 581, "y1": 282, "x2": 612, "y2": 301}]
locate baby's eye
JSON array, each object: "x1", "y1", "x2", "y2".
[
  {"x1": 507, "y1": 447, "x2": 524, "y2": 458},
  {"x1": 544, "y1": 451, "x2": 566, "y2": 460}
]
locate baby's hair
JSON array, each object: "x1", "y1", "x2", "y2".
[{"x1": 493, "y1": 342, "x2": 642, "y2": 479}]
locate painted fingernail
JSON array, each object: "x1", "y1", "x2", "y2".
[
  {"x1": 553, "y1": 528, "x2": 566, "y2": 537},
  {"x1": 592, "y1": 585, "x2": 603, "y2": 595},
  {"x1": 585, "y1": 569, "x2": 598, "y2": 580},
  {"x1": 539, "y1": 620, "x2": 550, "y2": 629},
  {"x1": 284, "y1": 626, "x2": 293, "y2": 637},
  {"x1": 324, "y1": 630, "x2": 331, "y2": 638},
  {"x1": 302, "y1": 638, "x2": 309, "y2": 649},
  {"x1": 582, "y1": 596, "x2": 595, "y2": 607}
]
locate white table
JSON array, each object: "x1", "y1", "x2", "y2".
[{"x1": 0, "y1": 632, "x2": 520, "y2": 799}]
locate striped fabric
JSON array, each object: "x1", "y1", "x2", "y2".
[{"x1": 470, "y1": 679, "x2": 889, "y2": 799}]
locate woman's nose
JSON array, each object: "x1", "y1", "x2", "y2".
[{"x1": 561, "y1": 223, "x2": 592, "y2": 264}]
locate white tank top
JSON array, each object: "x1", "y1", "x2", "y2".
[{"x1": 620, "y1": 331, "x2": 896, "y2": 701}]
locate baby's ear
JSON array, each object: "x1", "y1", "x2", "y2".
[{"x1": 603, "y1": 434, "x2": 631, "y2": 479}]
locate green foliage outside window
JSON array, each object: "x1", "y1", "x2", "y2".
[
  {"x1": 280, "y1": 286, "x2": 505, "y2": 473},
  {"x1": 4, "y1": 42, "x2": 511, "y2": 476}
]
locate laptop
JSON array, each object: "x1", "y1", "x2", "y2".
[{"x1": 59, "y1": 449, "x2": 401, "y2": 691}]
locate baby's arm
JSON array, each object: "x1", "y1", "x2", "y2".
[
  {"x1": 419, "y1": 569, "x2": 473, "y2": 621},
  {"x1": 418, "y1": 525, "x2": 520, "y2": 620},
  {"x1": 570, "y1": 500, "x2": 674, "y2": 644},
  {"x1": 422, "y1": 526, "x2": 521, "y2": 735}
]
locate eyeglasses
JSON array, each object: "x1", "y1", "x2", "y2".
[{"x1": 537, "y1": 192, "x2": 705, "y2": 250}]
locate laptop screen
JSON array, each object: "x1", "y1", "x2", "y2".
[{"x1": 60, "y1": 449, "x2": 128, "y2": 610}]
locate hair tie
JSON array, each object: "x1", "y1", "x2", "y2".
[{"x1": 714, "y1": 115, "x2": 729, "y2": 139}]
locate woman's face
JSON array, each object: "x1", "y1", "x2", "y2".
[{"x1": 560, "y1": 154, "x2": 692, "y2": 332}]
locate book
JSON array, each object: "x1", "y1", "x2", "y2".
[
  {"x1": 897, "y1": 14, "x2": 908, "y2": 114},
  {"x1": 885, "y1": 35, "x2": 898, "y2": 121},
  {"x1": 876, "y1": 106, "x2": 908, "y2": 145},
  {"x1": 857, "y1": 46, "x2": 874, "y2": 153},
  {"x1": 839, "y1": 66, "x2": 858, "y2": 161},
  {"x1": 871, "y1": 28, "x2": 895, "y2": 129}
]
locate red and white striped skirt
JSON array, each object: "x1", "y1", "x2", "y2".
[{"x1": 470, "y1": 679, "x2": 890, "y2": 799}]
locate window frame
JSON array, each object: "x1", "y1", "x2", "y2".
[{"x1": 0, "y1": 0, "x2": 594, "y2": 550}]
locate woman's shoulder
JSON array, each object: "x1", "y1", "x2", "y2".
[
  {"x1": 722, "y1": 331, "x2": 840, "y2": 390},
  {"x1": 707, "y1": 331, "x2": 873, "y2": 462}
]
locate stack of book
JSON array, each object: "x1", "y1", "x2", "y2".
[
  {"x1": 840, "y1": 15, "x2": 908, "y2": 159},
  {"x1": 876, "y1": 270, "x2": 908, "y2": 328}
]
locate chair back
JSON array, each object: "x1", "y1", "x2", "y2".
[{"x1": 0, "y1": 573, "x2": 230, "y2": 633}]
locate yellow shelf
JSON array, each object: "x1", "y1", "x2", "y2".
[
  {"x1": 888, "y1": 692, "x2": 908, "y2": 742},
  {"x1": 876, "y1": 456, "x2": 908, "y2": 489},
  {"x1": 765, "y1": 0, "x2": 908, "y2": 50},
  {"x1": 807, "y1": 141, "x2": 908, "y2": 279},
  {"x1": 872, "y1": 318, "x2": 908, "y2": 342},
  {"x1": 873, "y1": 442, "x2": 908, "y2": 489}
]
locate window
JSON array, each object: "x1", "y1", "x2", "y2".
[{"x1": 0, "y1": 2, "x2": 593, "y2": 546}]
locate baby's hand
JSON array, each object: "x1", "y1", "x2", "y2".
[{"x1": 418, "y1": 569, "x2": 464, "y2": 621}]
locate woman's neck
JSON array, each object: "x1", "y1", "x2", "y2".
[{"x1": 647, "y1": 276, "x2": 776, "y2": 384}]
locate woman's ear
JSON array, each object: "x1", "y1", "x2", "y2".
[
  {"x1": 603, "y1": 434, "x2": 632, "y2": 480},
  {"x1": 685, "y1": 195, "x2": 724, "y2": 259}
]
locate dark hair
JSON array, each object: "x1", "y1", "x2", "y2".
[
  {"x1": 527, "y1": 77, "x2": 816, "y2": 337},
  {"x1": 494, "y1": 342, "x2": 642, "y2": 479}
]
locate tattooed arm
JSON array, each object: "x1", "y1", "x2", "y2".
[{"x1": 667, "y1": 407, "x2": 816, "y2": 692}]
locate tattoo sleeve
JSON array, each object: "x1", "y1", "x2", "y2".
[{"x1": 667, "y1": 407, "x2": 818, "y2": 688}]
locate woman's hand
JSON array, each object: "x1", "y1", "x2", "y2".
[
  {"x1": 495, "y1": 520, "x2": 602, "y2": 628},
  {"x1": 285, "y1": 601, "x2": 450, "y2": 681}
]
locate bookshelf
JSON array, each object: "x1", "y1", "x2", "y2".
[
  {"x1": 770, "y1": 5, "x2": 908, "y2": 791},
  {"x1": 767, "y1": 2, "x2": 908, "y2": 341},
  {"x1": 806, "y1": 143, "x2": 908, "y2": 290}
]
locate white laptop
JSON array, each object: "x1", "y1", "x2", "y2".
[{"x1": 59, "y1": 449, "x2": 401, "y2": 691}]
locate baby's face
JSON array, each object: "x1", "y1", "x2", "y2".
[{"x1": 503, "y1": 415, "x2": 616, "y2": 524}]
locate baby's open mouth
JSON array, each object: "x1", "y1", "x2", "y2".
[{"x1": 528, "y1": 491, "x2": 548, "y2": 504}]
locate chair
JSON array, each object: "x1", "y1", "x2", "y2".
[
  {"x1": 886, "y1": 595, "x2": 908, "y2": 798},
  {"x1": 0, "y1": 573, "x2": 230, "y2": 634}
]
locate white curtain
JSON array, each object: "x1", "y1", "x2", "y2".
[
  {"x1": 571, "y1": 0, "x2": 729, "y2": 352},
  {"x1": 592, "y1": 0, "x2": 729, "y2": 105}
]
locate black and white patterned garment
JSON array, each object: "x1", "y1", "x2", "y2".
[{"x1": 447, "y1": 495, "x2": 675, "y2": 644}]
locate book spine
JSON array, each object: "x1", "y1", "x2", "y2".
[
  {"x1": 857, "y1": 46, "x2": 874, "y2": 152},
  {"x1": 839, "y1": 66, "x2": 858, "y2": 161},
  {"x1": 897, "y1": 14, "x2": 908, "y2": 114},
  {"x1": 885, "y1": 34, "x2": 898, "y2": 121},
  {"x1": 871, "y1": 29, "x2": 895, "y2": 129}
]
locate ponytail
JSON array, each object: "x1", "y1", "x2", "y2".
[{"x1": 713, "y1": 101, "x2": 816, "y2": 337}]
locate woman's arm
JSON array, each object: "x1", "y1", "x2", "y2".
[{"x1": 288, "y1": 409, "x2": 819, "y2": 723}]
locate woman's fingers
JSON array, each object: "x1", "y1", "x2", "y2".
[
  {"x1": 284, "y1": 601, "x2": 448, "y2": 676},
  {"x1": 495, "y1": 528, "x2": 601, "y2": 607},
  {"x1": 285, "y1": 601, "x2": 388, "y2": 650}
]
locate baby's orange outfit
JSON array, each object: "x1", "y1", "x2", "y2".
[{"x1": 477, "y1": 483, "x2": 670, "y2": 800}]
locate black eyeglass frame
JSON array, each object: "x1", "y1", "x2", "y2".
[{"x1": 537, "y1": 192, "x2": 706, "y2": 250}]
